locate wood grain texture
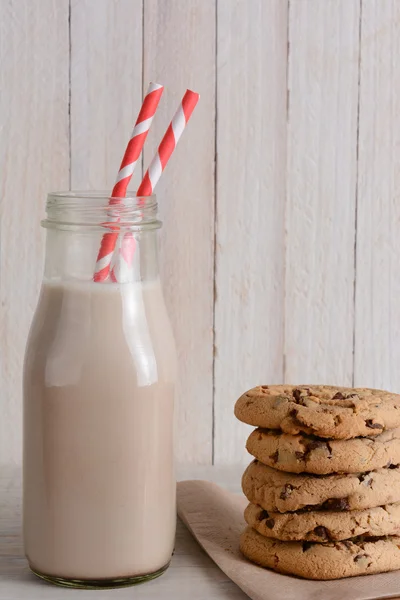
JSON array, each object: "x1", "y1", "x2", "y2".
[
  {"x1": 354, "y1": 0, "x2": 400, "y2": 391},
  {"x1": 213, "y1": 0, "x2": 288, "y2": 465},
  {"x1": 143, "y1": 0, "x2": 216, "y2": 463},
  {"x1": 284, "y1": 0, "x2": 360, "y2": 385},
  {"x1": 2, "y1": 0, "x2": 400, "y2": 467},
  {"x1": 70, "y1": 0, "x2": 143, "y2": 189},
  {"x1": 0, "y1": 0, "x2": 69, "y2": 464}
]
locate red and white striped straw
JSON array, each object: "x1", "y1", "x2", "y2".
[
  {"x1": 110, "y1": 89, "x2": 200, "y2": 283},
  {"x1": 93, "y1": 82, "x2": 164, "y2": 282}
]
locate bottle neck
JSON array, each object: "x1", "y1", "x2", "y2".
[
  {"x1": 42, "y1": 191, "x2": 161, "y2": 284},
  {"x1": 44, "y1": 228, "x2": 160, "y2": 283}
]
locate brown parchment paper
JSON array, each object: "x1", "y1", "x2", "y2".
[{"x1": 177, "y1": 480, "x2": 400, "y2": 600}]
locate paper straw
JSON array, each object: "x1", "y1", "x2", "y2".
[
  {"x1": 93, "y1": 82, "x2": 164, "y2": 282},
  {"x1": 110, "y1": 89, "x2": 200, "y2": 283}
]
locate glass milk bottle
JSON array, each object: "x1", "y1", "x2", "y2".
[{"x1": 23, "y1": 192, "x2": 177, "y2": 588}]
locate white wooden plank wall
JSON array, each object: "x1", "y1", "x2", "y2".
[
  {"x1": 354, "y1": 0, "x2": 400, "y2": 390},
  {"x1": 214, "y1": 0, "x2": 287, "y2": 465},
  {"x1": 143, "y1": 0, "x2": 216, "y2": 464},
  {"x1": 1, "y1": 0, "x2": 400, "y2": 466},
  {"x1": 0, "y1": 0, "x2": 70, "y2": 465},
  {"x1": 284, "y1": 0, "x2": 360, "y2": 385},
  {"x1": 70, "y1": 0, "x2": 143, "y2": 190}
]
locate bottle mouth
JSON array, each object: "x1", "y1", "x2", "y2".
[{"x1": 42, "y1": 191, "x2": 161, "y2": 231}]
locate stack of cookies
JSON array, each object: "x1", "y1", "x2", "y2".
[{"x1": 234, "y1": 385, "x2": 400, "y2": 580}]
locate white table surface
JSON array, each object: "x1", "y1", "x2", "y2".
[{"x1": 0, "y1": 464, "x2": 249, "y2": 599}]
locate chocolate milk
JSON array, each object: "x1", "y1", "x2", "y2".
[{"x1": 23, "y1": 279, "x2": 176, "y2": 581}]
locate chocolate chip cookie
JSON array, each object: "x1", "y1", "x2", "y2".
[
  {"x1": 235, "y1": 385, "x2": 400, "y2": 439},
  {"x1": 242, "y1": 460, "x2": 400, "y2": 513},
  {"x1": 246, "y1": 427, "x2": 400, "y2": 474},
  {"x1": 245, "y1": 501, "x2": 400, "y2": 542},
  {"x1": 240, "y1": 526, "x2": 400, "y2": 579}
]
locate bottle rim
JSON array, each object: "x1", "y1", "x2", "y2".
[{"x1": 42, "y1": 191, "x2": 161, "y2": 231}]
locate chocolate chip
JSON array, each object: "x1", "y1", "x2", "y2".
[
  {"x1": 258, "y1": 510, "x2": 270, "y2": 521},
  {"x1": 388, "y1": 463, "x2": 399, "y2": 469},
  {"x1": 357, "y1": 473, "x2": 373, "y2": 487},
  {"x1": 292, "y1": 388, "x2": 312, "y2": 404},
  {"x1": 280, "y1": 483, "x2": 294, "y2": 500},
  {"x1": 307, "y1": 440, "x2": 326, "y2": 451},
  {"x1": 269, "y1": 450, "x2": 279, "y2": 463},
  {"x1": 365, "y1": 420, "x2": 383, "y2": 430},
  {"x1": 326, "y1": 441, "x2": 333, "y2": 456},
  {"x1": 333, "y1": 391, "x2": 358, "y2": 400},
  {"x1": 354, "y1": 553, "x2": 369, "y2": 563},
  {"x1": 302, "y1": 541, "x2": 313, "y2": 552},
  {"x1": 261, "y1": 386, "x2": 269, "y2": 390},
  {"x1": 293, "y1": 389, "x2": 303, "y2": 402},
  {"x1": 295, "y1": 451, "x2": 305, "y2": 460},
  {"x1": 313, "y1": 526, "x2": 329, "y2": 539},
  {"x1": 265, "y1": 518, "x2": 275, "y2": 529},
  {"x1": 322, "y1": 497, "x2": 350, "y2": 511},
  {"x1": 288, "y1": 408, "x2": 305, "y2": 429}
]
